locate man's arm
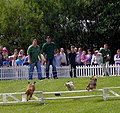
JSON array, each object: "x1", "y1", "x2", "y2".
[{"x1": 27, "y1": 46, "x2": 32, "y2": 64}]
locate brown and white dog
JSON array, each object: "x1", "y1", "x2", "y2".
[
  {"x1": 65, "y1": 81, "x2": 75, "y2": 91},
  {"x1": 25, "y1": 81, "x2": 36, "y2": 101},
  {"x1": 86, "y1": 76, "x2": 97, "y2": 91}
]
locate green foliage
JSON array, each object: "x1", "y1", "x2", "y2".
[{"x1": 0, "y1": 0, "x2": 120, "y2": 54}]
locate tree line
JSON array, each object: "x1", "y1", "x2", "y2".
[{"x1": 0, "y1": 0, "x2": 120, "y2": 62}]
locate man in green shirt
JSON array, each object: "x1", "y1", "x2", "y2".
[
  {"x1": 27, "y1": 39, "x2": 43, "y2": 80},
  {"x1": 42, "y1": 36, "x2": 58, "y2": 79},
  {"x1": 99, "y1": 44, "x2": 111, "y2": 76}
]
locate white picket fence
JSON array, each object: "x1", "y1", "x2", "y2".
[
  {"x1": 0, "y1": 64, "x2": 119, "y2": 80},
  {"x1": 76, "y1": 64, "x2": 120, "y2": 77}
]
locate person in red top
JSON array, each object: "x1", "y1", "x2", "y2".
[{"x1": 81, "y1": 50, "x2": 87, "y2": 65}]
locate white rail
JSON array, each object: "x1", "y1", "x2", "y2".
[{"x1": 0, "y1": 87, "x2": 120, "y2": 104}]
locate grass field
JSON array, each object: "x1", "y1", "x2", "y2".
[{"x1": 0, "y1": 76, "x2": 120, "y2": 113}]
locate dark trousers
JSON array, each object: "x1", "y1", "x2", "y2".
[
  {"x1": 70, "y1": 64, "x2": 76, "y2": 77},
  {"x1": 46, "y1": 58, "x2": 57, "y2": 78}
]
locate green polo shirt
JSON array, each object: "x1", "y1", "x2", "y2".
[
  {"x1": 42, "y1": 42, "x2": 56, "y2": 59},
  {"x1": 99, "y1": 48, "x2": 111, "y2": 63},
  {"x1": 27, "y1": 45, "x2": 40, "y2": 63}
]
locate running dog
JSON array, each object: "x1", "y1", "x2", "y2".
[
  {"x1": 25, "y1": 81, "x2": 36, "y2": 101},
  {"x1": 65, "y1": 81, "x2": 75, "y2": 91},
  {"x1": 86, "y1": 76, "x2": 97, "y2": 91}
]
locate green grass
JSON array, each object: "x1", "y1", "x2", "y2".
[{"x1": 0, "y1": 76, "x2": 120, "y2": 113}]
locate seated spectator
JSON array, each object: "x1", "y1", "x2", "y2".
[
  {"x1": 16, "y1": 54, "x2": 24, "y2": 66},
  {"x1": 23, "y1": 55, "x2": 29, "y2": 66},
  {"x1": 60, "y1": 48, "x2": 67, "y2": 66},
  {"x1": 8, "y1": 49, "x2": 18, "y2": 66},
  {"x1": 18, "y1": 49, "x2": 25, "y2": 61},
  {"x1": 3, "y1": 57, "x2": 10, "y2": 67}
]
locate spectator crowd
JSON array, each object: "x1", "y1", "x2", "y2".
[{"x1": 0, "y1": 40, "x2": 120, "y2": 78}]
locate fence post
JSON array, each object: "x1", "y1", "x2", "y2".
[
  {"x1": 102, "y1": 88, "x2": 108, "y2": 101},
  {"x1": 40, "y1": 92, "x2": 44, "y2": 104},
  {"x1": 2, "y1": 94, "x2": 7, "y2": 103}
]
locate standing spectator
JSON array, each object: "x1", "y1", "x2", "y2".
[
  {"x1": 91, "y1": 49, "x2": 99, "y2": 65},
  {"x1": 114, "y1": 49, "x2": 120, "y2": 75},
  {"x1": 86, "y1": 49, "x2": 92, "y2": 66},
  {"x1": 74, "y1": 47, "x2": 77, "y2": 53},
  {"x1": 69, "y1": 46, "x2": 77, "y2": 78},
  {"x1": 75, "y1": 47, "x2": 82, "y2": 66},
  {"x1": 60, "y1": 48, "x2": 67, "y2": 66},
  {"x1": 42, "y1": 36, "x2": 58, "y2": 79},
  {"x1": 92, "y1": 52, "x2": 103, "y2": 65},
  {"x1": 81, "y1": 50, "x2": 87, "y2": 65},
  {"x1": 27, "y1": 39, "x2": 43, "y2": 80},
  {"x1": 99, "y1": 43, "x2": 111, "y2": 76},
  {"x1": 54, "y1": 49, "x2": 62, "y2": 67},
  {"x1": 66, "y1": 48, "x2": 70, "y2": 65}
]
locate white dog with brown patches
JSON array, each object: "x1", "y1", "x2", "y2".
[{"x1": 65, "y1": 81, "x2": 75, "y2": 91}]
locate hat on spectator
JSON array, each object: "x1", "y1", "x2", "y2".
[{"x1": 2, "y1": 47, "x2": 7, "y2": 51}]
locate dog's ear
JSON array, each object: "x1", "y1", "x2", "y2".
[
  {"x1": 28, "y1": 81, "x2": 30, "y2": 84},
  {"x1": 34, "y1": 81, "x2": 36, "y2": 84}
]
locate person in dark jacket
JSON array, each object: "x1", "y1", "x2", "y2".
[{"x1": 68, "y1": 46, "x2": 77, "y2": 78}]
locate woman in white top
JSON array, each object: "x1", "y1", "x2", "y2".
[{"x1": 114, "y1": 49, "x2": 120, "y2": 74}]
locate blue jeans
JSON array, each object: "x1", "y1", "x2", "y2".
[
  {"x1": 46, "y1": 58, "x2": 57, "y2": 78},
  {"x1": 29, "y1": 61, "x2": 42, "y2": 80}
]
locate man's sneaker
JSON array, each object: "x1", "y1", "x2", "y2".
[
  {"x1": 102, "y1": 73, "x2": 105, "y2": 76},
  {"x1": 46, "y1": 77, "x2": 50, "y2": 79},
  {"x1": 39, "y1": 77, "x2": 45, "y2": 80},
  {"x1": 106, "y1": 72, "x2": 109, "y2": 76}
]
